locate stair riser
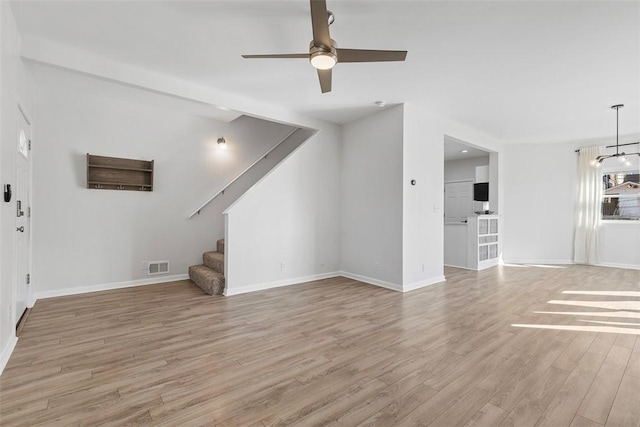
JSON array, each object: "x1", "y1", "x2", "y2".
[
  {"x1": 217, "y1": 239, "x2": 225, "y2": 254},
  {"x1": 203, "y1": 253, "x2": 224, "y2": 274},
  {"x1": 189, "y1": 265, "x2": 225, "y2": 295}
]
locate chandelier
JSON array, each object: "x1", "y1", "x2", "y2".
[{"x1": 593, "y1": 104, "x2": 639, "y2": 167}]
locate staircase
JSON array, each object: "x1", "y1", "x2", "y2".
[{"x1": 188, "y1": 239, "x2": 225, "y2": 295}]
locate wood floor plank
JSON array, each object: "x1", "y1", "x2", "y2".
[
  {"x1": 553, "y1": 333, "x2": 598, "y2": 371},
  {"x1": 428, "y1": 386, "x2": 493, "y2": 427},
  {"x1": 612, "y1": 334, "x2": 635, "y2": 350},
  {"x1": 488, "y1": 338, "x2": 568, "y2": 411},
  {"x1": 498, "y1": 366, "x2": 570, "y2": 427},
  {"x1": 605, "y1": 374, "x2": 640, "y2": 427},
  {"x1": 463, "y1": 402, "x2": 508, "y2": 427},
  {"x1": 323, "y1": 367, "x2": 440, "y2": 426},
  {"x1": 359, "y1": 383, "x2": 438, "y2": 427},
  {"x1": 577, "y1": 345, "x2": 631, "y2": 425},
  {"x1": 0, "y1": 267, "x2": 638, "y2": 426},
  {"x1": 625, "y1": 337, "x2": 640, "y2": 378},
  {"x1": 534, "y1": 351, "x2": 607, "y2": 427},
  {"x1": 570, "y1": 415, "x2": 604, "y2": 427}
]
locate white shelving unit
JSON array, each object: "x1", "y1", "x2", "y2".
[{"x1": 467, "y1": 215, "x2": 499, "y2": 270}]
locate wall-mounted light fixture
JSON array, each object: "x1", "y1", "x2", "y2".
[{"x1": 217, "y1": 137, "x2": 227, "y2": 150}]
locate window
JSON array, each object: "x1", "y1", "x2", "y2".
[
  {"x1": 602, "y1": 171, "x2": 640, "y2": 220},
  {"x1": 18, "y1": 129, "x2": 28, "y2": 158}
]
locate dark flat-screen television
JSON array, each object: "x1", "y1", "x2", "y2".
[{"x1": 474, "y1": 183, "x2": 489, "y2": 201}]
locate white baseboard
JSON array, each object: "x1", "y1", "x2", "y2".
[
  {"x1": 444, "y1": 264, "x2": 478, "y2": 271},
  {"x1": 224, "y1": 272, "x2": 342, "y2": 296},
  {"x1": 338, "y1": 271, "x2": 403, "y2": 292},
  {"x1": 225, "y1": 271, "x2": 447, "y2": 296},
  {"x1": 444, "y1": 264, "x2": 475, "y2": 271},
  {"x1": 595, "y1": 262, "x2": 640, "y2": 271},
  {"x1": 502, "y1": 259, "x2": 574, "y2": 266},
  {"x1": 403, "y1": 276, "x2": 446, "y2": 292},
  {"x1": 28, "y1": 292, "x2": 36, "y2": 308},
  {"x1": 0, "y1": 335, "x2": 18, "y2": 376},
  {"x1": 502, "y1": 259, "x2": 640, "y2": 271},
  {"x1": 34, "y1": 274, "x2": 189, "y2": 301}
]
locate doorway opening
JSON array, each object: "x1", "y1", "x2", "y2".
[{"x1": 443, "y1": 136, "x2": 498, "y2": 272}]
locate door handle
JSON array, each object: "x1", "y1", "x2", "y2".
[{"x1": 16, "y1": 226, "x2": 24, "y2": 232}]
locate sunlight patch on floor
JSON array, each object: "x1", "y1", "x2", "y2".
[
  {"x1": 534, "y1": 310, "x2": 640, "y2": 319},
  {"x1": 548, "y1": 300, "x2": 640, "y2": 310},
  {"x1": 562, "y1": 290, "x2": 640, "y2": 297},
  {"x1": 514, "y1": 290, "x2": 640, "y2": 335},
  {"x1": 512, "y1": 324, "x2": 640, "y2": 335},
  {"x1": 579, "y1": 319, "x2": 640, "y2": 327}
]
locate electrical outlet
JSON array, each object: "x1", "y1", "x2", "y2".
[
  {"x1": 141, "y1": 261, "x2": 148, "y2": 271},
  {"x1": 375, "y1": 262, "x2": 380, "y2": 271},
  {"x1": 422, "y1": 263, "x2": 425, "y2": 272},
  {"x1": 281, "y1": 261, "x2": 286, "y2": 271},
  {"x1": 320, "y1": 256, "x2": 325, "y2": 266}
]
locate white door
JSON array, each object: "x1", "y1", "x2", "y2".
[
  {"x1": 444, "y1": 181, "x2": 473, "y2": 223},
  {"x1": 15, "y1": 109, "x2": 31, "y2": 326}
]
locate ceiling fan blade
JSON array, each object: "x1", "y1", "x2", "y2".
[
  {"x1": 242, "y1": 54, "x2": 309, "y2": 59},
  {"x1": 317, "y1": 68, "x2": 332, "y2": 93},
  {"x1": 336, "y1": 48, "x2": 407, "y2": 63},
  {"x1": 310, "y1": 0, "x2": 331, "y2": 48}
]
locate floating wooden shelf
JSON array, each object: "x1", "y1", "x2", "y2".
[{"x1": 87, "y1": 154, "x2": 154, "y2": 192}]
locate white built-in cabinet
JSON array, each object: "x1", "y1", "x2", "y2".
[{"x1": 467, "y1": 215, "x2": 499, "y2": 270}]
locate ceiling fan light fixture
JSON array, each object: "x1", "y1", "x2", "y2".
[
  {"x1": 242, "y1": 0, "x2": 408, "y2": 93},
  {"x1": 310, "y1": 50, "x2": 337, "y2": 70}
]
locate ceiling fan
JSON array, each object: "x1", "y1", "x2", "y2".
[{"x1": 241, "y1": 0, "x2": 408, "y2": 93}]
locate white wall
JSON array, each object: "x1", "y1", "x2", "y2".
[
  {"x1": 224, "y1": 126, "x2": 342, "y2": 295},
  {"x1": 0, "y1": 2, "x2": 34, "y2": 373},
  {"x1": 502, "y1": 136, "x2": 640, "y2": 269},
  {"x1": 444, "y1": 156, "x2": 489, "y2": 182},
  {"x1": 402, "y1": 104, "x2": 446, "y2": 289},
  {"x1": 31, "y1": 66, "x2": 295, "y2": 298},
  {"x1": 340, "y1": 106, "x2": 405, "y2": 289},
  {"x1": 599, "y1": 222, "x2": 640, "y2": 268},
  {"x1": 502, "y1": 143, "x2": 576, "y2": 264}
]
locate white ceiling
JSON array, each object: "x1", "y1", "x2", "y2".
[
  {"x1": 444, "y1": 137, "x2": 491, "y2": 161},
  {"x1": 10, "y1": 1, "x2": 640, "y2": 143}
]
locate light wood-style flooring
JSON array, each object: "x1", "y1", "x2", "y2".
[{"x1": 1, "y1": 265, "x2": 639, "y2": 426}]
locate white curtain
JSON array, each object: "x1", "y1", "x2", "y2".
[{"x1": 574, "y1": 146, "x2": 602, "y2": 264}]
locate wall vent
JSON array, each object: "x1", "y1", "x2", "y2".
[{"x1": 148, "y1": 260, "x2": 170, "y2": 276}]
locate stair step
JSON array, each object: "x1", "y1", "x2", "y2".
[
  {"x1": 188, "y1": 265, "x2": 225, "y2": 295},
  {"x1": 203, "y1": 251, "x2": 224, "y2": 274},
  {"x1": 217, "y1": 239, "x2": 225, "y2": 254}
]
